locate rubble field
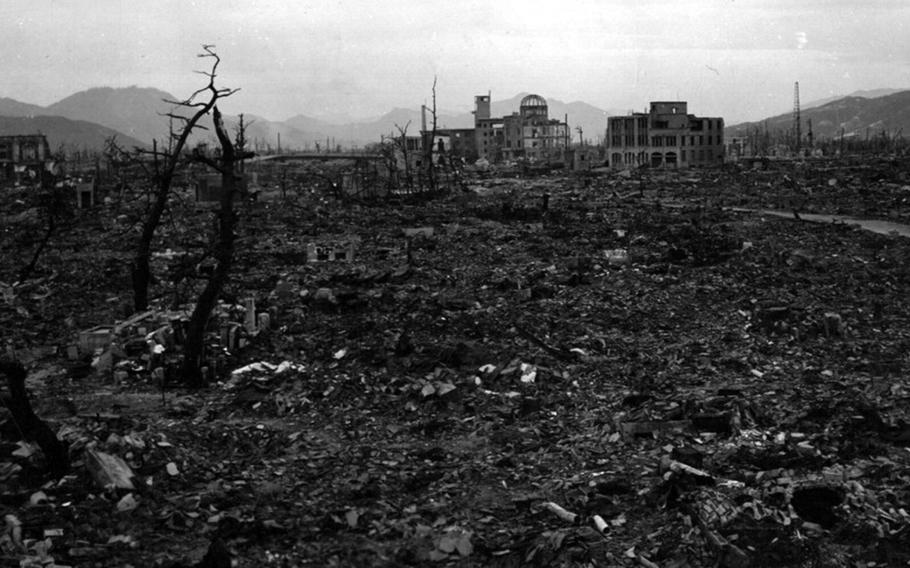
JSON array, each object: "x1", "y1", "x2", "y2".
[{"x1": 2, "y1": 162, "x2": 910, "y2": 567}]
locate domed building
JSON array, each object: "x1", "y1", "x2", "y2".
[
  {"x1": 519, "y1": 94, "x2": 549, "y2": 121},
  {"x1": 473, "y1": 92, "x2": 568, "y2": 162}
]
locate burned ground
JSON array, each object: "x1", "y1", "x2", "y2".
[{"x1": 1, "y1": 162, "x2": 910, "y2": 567}]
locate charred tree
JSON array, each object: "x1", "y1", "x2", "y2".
[
  {"x1": 180, "y1": 105, "x2": 252, "y2": 387},
  {"x1": 396, "y1": 121, "x2": 413, "y2": 193},
  {"x1": 0, "y1": 358, "x2": 69, "y2": 478},
  {"x1": 130, "y1": 45, "x2": 238, "y2": 313},
  {"x1": 422, "y1": 77, "x2": 439, "y2": 193},
  {"x1": 18, "y1": 168, "x2": 64, "y2": 282}
]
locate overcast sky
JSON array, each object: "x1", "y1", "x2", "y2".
[{"x1": 2, "y1": 0, "x2": 909, "y2": 125}]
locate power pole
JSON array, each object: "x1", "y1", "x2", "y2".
[
  {"x1": 806, "y1": 118, "x2": 813, "y2": 150},
  {"x1": 793, "y1": 81, "x2": 801, "y2": 155},
  {"x1": 237, "y1": 114, "x2": 246, "y2": 173}
]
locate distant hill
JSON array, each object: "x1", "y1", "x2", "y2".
[
  {"x1": 2, "y1": 86, "x2": 618, "y2": 151},
  {"x1": 726, "y1": 90, "x2": 910, "y2": 140},
  {"x1": 0, "y1": 115, "x2": 146, "y2": 152},
  {"x1": 228, "y1": 113, "x2": 322, "y2": 153},
  {"x1": 283, "y1": 93, "x2": 617, "y2": 147},
  {"x1": 0, "y1": 97, "x2": 45, "y2": 117},
  {"x1": 803, "y1": 88, "x2": 906, "y2": 110},
  {"x1": 0, "y1": 85, "x2": 711, "y2": 151},
  {"x1": 46, "y1": 86, "x2": 178, "y2": 146}
]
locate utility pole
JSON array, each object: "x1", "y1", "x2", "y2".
[
  {"x1": 237, "y1": 114, "x2": 246, "y2": 173},
  {"x1": 793, "y1": 81, "x2": 801, "y2": 155},
  {"x1": 806, "y1": 118, "x2": 813, "y2": 151}
]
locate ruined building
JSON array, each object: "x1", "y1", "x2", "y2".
[
  {"x1": 474, "y1": 94, "x2": 569, "y2": 162},
  {"x1": 607, "y1": 102, "x2": 724, "y2": 169},
  {"x1": 0, "y1": 134, "x2": 52, "y2": 182}
]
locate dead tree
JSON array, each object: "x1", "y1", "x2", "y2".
[
  {"x1": 377, "y1": 136, "x2": 400, "y2": 194},
  {"x1": 180, "y1": 105, "x2": 252, "y2": 387},
  {"x1": 377, "y1": 120, "x2": 414, "y2": 196},
  {"x1": 396, "y1": 121, "x2": 414, "y2": 192},
  {"x1": 18, "y1": 168, "x2": 65, "y2": 282},
  {"x1": 130, "y1": 45, "x2": 238, "y2": 313},
  {"x1": 0, "y1": 358, "x2": 69, "y2": 478},
  {"x1": 423, "y1": 77, "x2": 439, "y2": 193}
]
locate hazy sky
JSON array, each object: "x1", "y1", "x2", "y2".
[{"x1": 2, "y1": 0, "x2": 909, "y2": 124}]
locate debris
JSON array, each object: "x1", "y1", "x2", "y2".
[
  {"x1": 403, "y1": 227, "x2": 435, "y2": 238},
  {"x1": 78, "y1": 325, "x2": 113, "y2": 353},
  {"x1": 620, "y1": 420, "x2": 692, "y2": 438},
  {"x1": 85, "y1": 449, "x2": 135, "y2": 490},
  {"x1": 28, "y1": 491, "x2": 48, "y2": 506},
  {"x1": 604, "y1": 248, "x2": 630, "y2": 266},
  {"x1": 116, "y1": 493, "x2": 139, "y2": 512},
  {"x1": 543, "y1": 502, "x2": 578, "y2": 523},
  {"x1": 4, "y1": 514, "x2": 22, "y2": 550}
]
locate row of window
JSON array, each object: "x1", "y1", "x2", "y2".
[
  {"x1": 610, "y1": 133, "x2": 722, "y2": 147},
  {"x1": 613, "y1": 148, "x2": 718, "y2": 165},
  {"x1": 0, "y1": 144, "x2": 40, "y2": 161}
]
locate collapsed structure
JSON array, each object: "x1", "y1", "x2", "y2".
[
  {"x1": 421, "y1": 96, "x2": 724, "y2": 169},
  {"x1": 422, "y1": 93, "x2": 570, "y2": 165},
  {"x1": 473, "y1": 94, "x2": 569, "y2": 162},
  {"x1": 0, "y1": 134, "x2": 52, "y2": 182},
  {"x1": 607, "y1": 102, "x2": 724, "y2": 169}
]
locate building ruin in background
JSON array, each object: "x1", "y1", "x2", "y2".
[
  {"x1": 607, "y1": 102, "x2": 724, "y2": 169},
  {"x1": 0, "y1": 134, "x2": 52, "y2": 183},
  {"x1": 474, "y1": 94, "x2": 569, "y2": 163}
]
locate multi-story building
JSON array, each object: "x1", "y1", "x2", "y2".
[
  {"x1": 474, "y1": 93, "x2": 568, "y2": 162},
  {"x1": 607, "y1": 102, "x2": 724, "y2": 169},
  {"x1": 0, "y1": 134, "x2": 52, "y2": 182}
]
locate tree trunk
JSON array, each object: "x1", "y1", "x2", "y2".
[
  {"x1": 0, "y1": 358, "x2": 69, "y2": 478},
  {"x1": 18, "y1": 171, "x2": 58, "y2": 282},
  {"x1": 181, "y1": 106, "x2": 238, "y2": 388},
  {"x1": 128, "y1": 50, "x2": 231, "y2": 314},
  {"x1": 131, "y1": 185, "x2": 168, "y2": 312}
]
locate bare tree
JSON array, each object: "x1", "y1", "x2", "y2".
[
  {"x1": 180, "y1": 104, "x2": 253, "y2": 387},
  {"x1": 17, "y1": 167, "x2": 65, "y2": 282},
  {"x1": 376, "y1": 135, "x2": 400, "y2": 194},
  {"x1": 396, "y1": 121, "x2": 414, "y2": 192},
  {"x1": 129, "y1": 45, "x2": 238, "y2": 313},
  {"x1": 423, "y1": 77, "x2": 439, "y2": 193},
  {"x1": 377, "y1": 120, "x2": 413, "y2": 194},
  {"x1": 420, "y1": 78, "x2": 464, "y2": 194},
  {"x1": 0, "y1": 357, "x2": 69, "y2": 478}
]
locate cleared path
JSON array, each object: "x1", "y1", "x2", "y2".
[{"x1": 727, "y1": 208, "x2": 910, "y2": 238}]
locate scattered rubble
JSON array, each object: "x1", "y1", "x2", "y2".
[{"x1": 1, "y1": 161, "x2": 910, "y2": 566}]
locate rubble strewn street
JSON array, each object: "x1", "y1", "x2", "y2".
[{"x1": 2, "y1": 160, "x2": 910, "y2": 567}]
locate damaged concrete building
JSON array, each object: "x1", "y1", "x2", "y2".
[
  {"x1": 0, "y1": 134, "x2": 52, "y2": 182},
  {"x1": 474, "y1": 93, "x2": 569, "y2": 163},
  {"x1": 607, "y1": 102, "x2": 724, "y2": 169}
]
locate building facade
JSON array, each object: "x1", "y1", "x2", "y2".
[
  {"x1": 0, "y1": 134, "x2": 52, "y2": 182},
  {"x1": 474, "y1": 93, "x2": 568, "y2": 162},
  {"x1": 607, "y1": 102, "x2": 724, "y2": 169}
]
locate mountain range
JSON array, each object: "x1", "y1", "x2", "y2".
[
  {"x1": 1, "y1": 86, "x2": 907, "y2": 155},
  {"x1": 0, "y1": 87, "x2": 618, "y2": 154},
  {"x1": 725, "y1": 89, "x2": 910, "y2": 140}
]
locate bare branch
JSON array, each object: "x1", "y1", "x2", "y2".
[{"x1": 192, "y1": 150, "x2": 226, "y2": 175}]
